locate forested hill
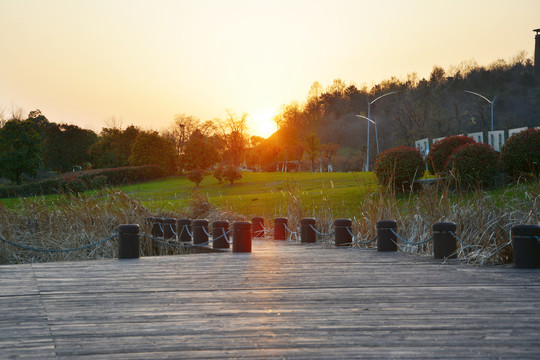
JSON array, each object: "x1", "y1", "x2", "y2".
[{"x1": 270, "y1": 54, "x2": 539, "y2": 154}]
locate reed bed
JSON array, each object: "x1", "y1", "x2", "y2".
[
  {"x1": 0, "y1": 189, "x2": 245, "y2": 264},
  {"x1": 1, "y1": 181, "x2": 538, "y2": 266},
  {"x1": 286, "y1": 181, "x2": 539, "y2": 266}
]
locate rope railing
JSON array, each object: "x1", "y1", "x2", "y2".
[
  {"x1": 222, "y1": 228, "x2": 232, "y2": 245},
  {"x1": 143, "y1": 232, "x2": 213, "y2": 247},
  {"x1": 183, "y1": 224, "x2": 193, "y2": 238},
  {"x1": 143, "y1": 228, "x2": 233, "y2": 249},
  {"x1": 345, "y1": 227, "x2": 377, "y2": 245},
  {"x1": 309, "y1": 224, "x2": 335, "y2": 237},
  {"x1": 448, "y1": 230, "x2": 482, "y2": 250},
  {"x1": 259, "y1": 223, "x2": 273, "y2": 236},
  {"x1": 0, "y1": 233, "x2": 118, "y2": 253},
  {"x1": 283, "y1": 223, "x2": 300, "y2": 241},
  {"x1": 168, "y1": 223, "x2": 177, "y2": 236},
  {"x1": 202, "y1": 226, "x2": 212, "y2": 238},
  {"x1": 389, "y1": 228, "x2": 433, "y2": 246},
  {"x1": 143, "y1": 232, "x2": 189, "y2": 248}
]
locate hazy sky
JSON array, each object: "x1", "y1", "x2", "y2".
[{"x1": 1, "y1": 0, "x2": 539, "y2": 137}]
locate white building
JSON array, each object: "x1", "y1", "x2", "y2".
[
  {"x1": 415, "y1": 138, "x2": 430, "y2": 157},
  {"x1": 508, "y1": 127, "x2": 528, "y2": 138},
  {"x1": 432, "y1": 137, "x2": 445, "y2": 144},
  {"x1": 467, "y1": 132, "x2": 484, "y2": 143},
  {"x1": 488, "y1": 130, "x2": 505, "y2": 152}
]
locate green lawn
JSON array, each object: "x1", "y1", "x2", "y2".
[{"x1": 121, "y1": 171, "x2": 378, "y2": 217}]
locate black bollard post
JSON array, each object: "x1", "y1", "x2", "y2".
[
  {"x1": 432, "y1": 222, "x2": 457, "y2": 259},
  {"x1": 192, "y1": 219, "x2": 209, "y2": 245},
  {"x1": 376, "y1": 220, "x2": 397, "y2": 252},
  {"x1": 300, "y1": 218, "x2": 317, "y2": 243},
  {"x1": 252, "y1": 217, "x2": 265, "y2": 238},
  {"x1": 118, "y1": 224, "x2": 140, "y2": 259},
  {"x1": 334, "y1": 219, "x2": 353, "y2": 247},
  {"x1": 511, "y1": 225, "x2": 540, "y2": 268},
  {"x1": 274, "y1": 217, "x2": 288, "y2": 241},
  {"x1": 163, "y1": 218, "x2": 176, "y2": 240},
  {"x1": 176, "y1": 219, "x2": 192, "y2": 243},
  {"x1": 233, "y1": 221, "x2": 252, "y2": 253},
  {"x1": 213, "y1": 220, "x2": 230, "y2": 249},
  {"x1": 151, "y1": 217, "x2": 164, "y2": 238}
]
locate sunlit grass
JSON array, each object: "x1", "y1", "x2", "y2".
[{"x1": 121, "y1": 171, "x2": 378, "y2": 217}]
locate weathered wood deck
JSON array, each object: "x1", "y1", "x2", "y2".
[{"x1": 1, "y1": 239, "x2": 540, "y2": 359}]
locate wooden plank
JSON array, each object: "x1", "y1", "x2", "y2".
[{"x1": 1, "y1": 239, "x2": 540, "y2": 358}]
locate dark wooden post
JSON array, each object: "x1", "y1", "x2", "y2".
[
  {"x1": 512, "y1": 224, "x2": 540, "y2": 268},
  {"x1": 252, "y1": 217, "x2": 265, "y2": 238},
  {"x1": 213, "y1": 220, "x2": 230, "y2": 249},
  {"x1": 163, "y1": 218, "x2": 176, "y2": 240},
  {"x1": 300, "y1": 218, "x2": 316, "y2": 243},
  {"x1": 193, "y1": 219, "x2": 209, "y2": 245},
  {"x1": 433, "y1": 222, "x2": 457, "y2": 259},
  {"x1": 233, "y1": 221, "x2": 252, "y2": 253},
  {"x1": 376, "y1": 220, "x2": 397, "y2": 252},
  {"x1": 176, "y1": 219, "x2": 191, "y2": 243},
  {"x1": 274, "y1": 217, "x2": 288, "y2": 240},
  {"x1": 334, "y1": 219, "x2": 352, "y2": 247},
  {"x1": 118, "y1": 224, "x2": 140, "y2": 259}
]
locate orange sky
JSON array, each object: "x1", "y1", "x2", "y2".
[{"x1": 1, "y1": 0, "x2": 539, "y2": 137}]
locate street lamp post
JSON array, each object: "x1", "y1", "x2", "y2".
[
  {"x1": 465, "y1": 90, "x2": 496, "y2": 132},
  {"x1": 355, "y1": 114, "x2": 378, "y2": 159},
  {"x1": 360, "y1": 91, "x2": 397, "y2": 171}
]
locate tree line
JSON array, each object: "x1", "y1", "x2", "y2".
[
  {"x1": 0, "y1": 109, "x2": 249, "y2": 184},
  {"x1": 1, "y1": 52, "x2": 538, "y2": 184},
  {"x1": 264, "y1": 52, "x2": 539, "y2": 171}
]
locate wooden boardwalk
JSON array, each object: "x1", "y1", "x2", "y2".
[{"x1": 1, "y1": 239, "x2": 540, "y2": 359}]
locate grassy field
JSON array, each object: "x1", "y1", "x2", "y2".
[{"x1": 121, "y1": 171, "x2": 378, "y2": 218}]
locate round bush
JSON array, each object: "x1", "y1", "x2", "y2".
[
  {"x1": 426, "y1": 135, "x2": 476, "y2": 175},
  {"x1": 187, "y1": 168, "x2": 205, "y2": 187},
  {"x1": 223, "y1": 166, "x2": 242, "y2": 184},
  {"x1": 446, "y1": 142, "x2": 499, "y2": 187},
  {"x1": 374, "y1": 146, "x2": 424, "y2": 187},
  {"x1": 500, "y1": 129, "x2": 540, "y2": 176}
]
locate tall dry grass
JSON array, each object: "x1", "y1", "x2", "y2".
[
  {"x1": 0, "y1": 189, "x2": 249, "y2": 264},
  {"x1": 1, "y1": 181, "x2": 538, "y2": 266},
  {"x1": 282, "y1": 180, "x2": 540, "y2": 265}
]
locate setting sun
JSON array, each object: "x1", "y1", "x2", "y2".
[{"x1": 249, "y1": 110, "x2": 277, "y2": 139}]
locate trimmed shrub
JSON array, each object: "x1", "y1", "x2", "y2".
[
  {"x1": 500, "y1": 129, "x2": 540, "y2": 177},
  {"x1": 446, "y1": 142, "x2": 500, "y2": 187},
  {"x1": 223, "y1": 166, "x2": 242, "y2": 185},
  {"x1": 426, "y1": 135, "x2": 476, "y2": 175},
  {"x1": 0, "y1": 165, "x2": 164, "y2": 198},
  {"x1": 374, "y1": 146, "x2": 424, "y2": 187},
  {"x1": 187, "y1": 168, "x2": 205, "y2": 187}
]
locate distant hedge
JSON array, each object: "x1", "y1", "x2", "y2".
[
  {"x1": 500, "y1": 129, "x2": 540, "y2": 177},
  {"x1": 0, "y1": 165, "x2": 164, "y2": 198},
  {"x1": 374, "y1": 146, "x2": 424, "y2": 187}
]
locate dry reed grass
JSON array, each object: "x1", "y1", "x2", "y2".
[
  {"x1": 0, "y1": 189, "x2": 249, "y2": 264},
  {"x1": 1, "y1": 180, "x2": 538, "y2": 266},
  {"x1": 285, "y1": 180, "x2": 539, "y2": 265}
]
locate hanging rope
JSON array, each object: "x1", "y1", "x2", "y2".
[
  {"x1": 283, "y1": 223, "x2": 300, "y2": 241},
  {"x1": 345, "y1": 227, "x2": 377, "y2": 245},
  {"x1": 309, "y1": 224, "x2": 335, "y2": 237},
  {"x1": 389, "y1": 228, "x2": 433, "y2": 246}
]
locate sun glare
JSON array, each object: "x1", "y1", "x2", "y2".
[{"x1": 250, "y1": 110, "x2": 277, "y2": 138}]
